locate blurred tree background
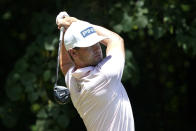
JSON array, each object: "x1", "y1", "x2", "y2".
[{"x1": 0, "y1": 0, "x2": 196, "y2": 130}]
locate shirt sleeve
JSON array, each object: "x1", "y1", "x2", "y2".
[
  {"x1": 65, "y1": 66, "x2": 74, "y2": 89},
  {"x1": 97, "y1": 52, "x2": 125, "y2": 81}
]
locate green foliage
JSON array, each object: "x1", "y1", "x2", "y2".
[
  {"x1": 1, "y1": 0, "x2": 195, "y2": 130},
  {"x1": 122, "y1": 50, "x2": 139, "y2": 86},
  {"x1": 0, "y1": 103, "x2": 19, "y2": 128},
  {"x1": 1, "y1": 11, "x2": 76, "y2": 130},
  {"x1": 176, "y1": 19, "x2": 196, "y2": 55},
  {"x1": 110, "y1": 1, "x2": 148, "y2": 34},
  {"x1": 109, "y1": 0, "x2": 192, "y2": 130},
  {"x1": 31, "y1": 102, "x2": 73, "y2": 131}
]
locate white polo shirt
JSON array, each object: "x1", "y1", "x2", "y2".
[{"x1": 65, "y1": 53, "x2": 134, "y2": 131}]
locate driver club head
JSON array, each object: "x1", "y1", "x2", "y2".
[{"x1": 54, "y1": 85, "x2": 70, "y2": 104}]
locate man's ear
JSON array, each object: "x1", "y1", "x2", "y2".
[{"x1": 69, "y1": 49, "x2": 77, "y2": 59}]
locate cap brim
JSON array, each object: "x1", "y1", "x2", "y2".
[{"x1": 74, "y1": 35, "x2": 108, "y2": 48}]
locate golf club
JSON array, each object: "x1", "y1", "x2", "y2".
[{"x1": 54, "y1": 12, "x2": 70, "y2": 104}]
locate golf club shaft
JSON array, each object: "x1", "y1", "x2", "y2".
[{"x1": 55, "y1": 27, "x2": 64, "y2": 85}]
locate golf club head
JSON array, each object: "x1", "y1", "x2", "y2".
[{"x1": 54, "y1": 85, "x2": 70, "y2": 104}]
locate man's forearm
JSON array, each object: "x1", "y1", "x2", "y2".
[
  {"x1": 93, "y1": 25, "x2": 125, "y2": 57},
  {"x1": 60, "y1": 42, "x2": 73, "y2": 75},
  {"x1": 93, "y1": 25, "x2": 123, "y2": 45}
]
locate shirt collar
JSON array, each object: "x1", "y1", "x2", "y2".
[{"x1": 72, "y1": 66, "x2": 94, "y2": 79}]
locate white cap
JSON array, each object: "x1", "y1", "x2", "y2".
[{"x1": 64, "y1": 21, "x2": 107, "y2": 50}]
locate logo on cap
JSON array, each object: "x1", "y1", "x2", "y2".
[{"x1": 81, "y1": 27, "x2": 95, "y2": 38}]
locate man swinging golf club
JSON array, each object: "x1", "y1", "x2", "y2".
[{"x1": 56, "y1": 11, "x2": 135, "y2": 131}]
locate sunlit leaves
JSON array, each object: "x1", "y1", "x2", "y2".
[
  {"x1": 176, "y1": 19, "x2": 196, "y2": 55},
  {"x1": 181, "y1": 4, "x2": 190, "y2": 12},
  {"x1": 2, "y1": 11, "x2": 12, "y2": 20},
  {"x1": 31, "y1": 103, "x2": 72, "y2": 131},
  {"x1": 31, "y1": 103, "x2": 41, "y2": 113},
  {"x1": 110, "y1": 0, "x2": 149, "y2": 34},
  {"x1": 109, "y1": 1, "x2": 191, "y2": 130},
  {"x1": 37, "y1": 109, "x2": 48, "y2": 119}
]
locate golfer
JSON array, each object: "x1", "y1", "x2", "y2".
[{"x1": 56, "y1": 12, "x2": 135, "y2": 131}]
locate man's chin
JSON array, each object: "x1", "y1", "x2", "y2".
[
  {"x1": 91, "y1": 58, "x2": 102, "y2": 66},
  {"x1": 96, "y1": 57, "x2": 103, "y2": 65}
]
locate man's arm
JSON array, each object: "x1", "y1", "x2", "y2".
[
  {"x1": 57, "y1": 17, "x2": 77, "y2": 76},
  {"x1": 57, "y1": 16, "x2": 125, "y2": 75},
  {"x1": 59, "y1": 41, "x2": 74, "y2": 76},
  {"x1": 93, "y1": 25, "x2": 125, "y2": 79},
  {"x1": 93, "y1": 25, "x2": 125, "y2": 58},
  {"x1": 57, "y1": 15, "x2": 124, "y2": 58}
]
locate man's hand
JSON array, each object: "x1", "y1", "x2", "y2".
[
  {"x1": 56, "y1": 11, "x2": 75, "y2": 76},
  {"x1": 56, "y1": 12, "x2": 78, "y2": 30},
  {"x1": 56, "y1": 11, "x2": 69, "y2": 24}
]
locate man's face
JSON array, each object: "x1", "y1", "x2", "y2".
[{"x1": 72, "y1": 43, "x2": 103, "y2": 68}]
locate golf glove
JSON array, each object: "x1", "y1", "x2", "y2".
[{"x1": 56, "y1": 11, "x2": 69, "y2": 24}]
